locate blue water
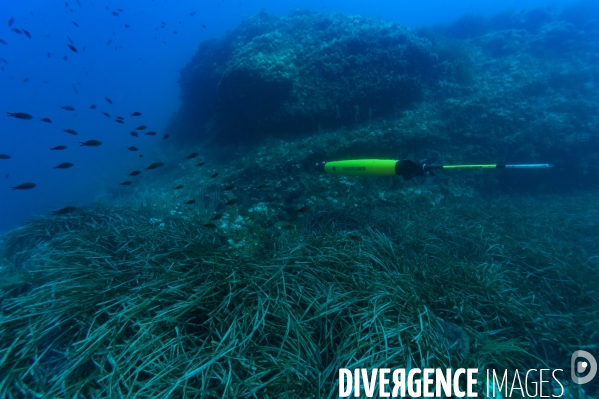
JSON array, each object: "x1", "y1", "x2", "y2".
[{"x1": 0, "y1": 0, "x2": 570, "y2": 233}]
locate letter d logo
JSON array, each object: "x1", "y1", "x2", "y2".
[{"x1": 571, "y1": 350, "x2": 597, "y2": 384}]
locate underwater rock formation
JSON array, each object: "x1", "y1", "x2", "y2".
[
  {"x1": 169, "y1": 4, "x2": 599, "y2": 193},
  {"x1": 173, "y1": 10, "x2": 439, "y2": 143}
]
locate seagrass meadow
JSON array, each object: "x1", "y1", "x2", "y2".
[
  {"x1": 2, "y1": 3, "x2": 599, "y2": 398},
  {"x1": 1, "y1": 172, "x2": 598, "y2": 396}
]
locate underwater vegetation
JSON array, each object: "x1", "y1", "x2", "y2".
[
  {"x1": 1, "y1": 3, "x2": 599, "y2": 396},
  {"x1": 1, "y1": 192, "x2": 598, "y2": 397}
]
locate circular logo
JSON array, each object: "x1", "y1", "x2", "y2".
[{"x1": 571, "y1": 350, "x2": 597, "y2": 384}]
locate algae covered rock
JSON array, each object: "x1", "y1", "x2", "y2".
[{"x1": 174, "y1": 10, "x2": 439, "y2": 143}]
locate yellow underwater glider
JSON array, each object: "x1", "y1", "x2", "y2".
[{"x1": 318, "y1": 159, "x2": 553, "y2": 180}]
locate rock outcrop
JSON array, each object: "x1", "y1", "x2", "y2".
[{"x1": 173, "y1": 10, "x2": 438, "y2": 143}]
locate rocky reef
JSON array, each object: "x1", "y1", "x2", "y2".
[
  {"x1": 173, "y1": 9, "x2": 439, "y2": 143},
  {"x1": 2, "y1": 4, "x2": 599, "y2": 397},
  {"x1": 170, "y1": 3, "x2": 599, "y2": 193}
]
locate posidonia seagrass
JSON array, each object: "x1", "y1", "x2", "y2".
[{"x1": 0, "y1": 194, "x2": 598, "y2": 397}]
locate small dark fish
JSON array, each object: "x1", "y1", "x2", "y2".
[
  {"x1": 225, "y1": 198, "x2": 238, "y2": 206},
  {"x1": 162, "y1": 134, "x2": 170, "y2": 140},
  {"x1": 139, "y1": 154, "x2": 143, "y2": 158},
  {"x1": 256, "y1": 183, "x2": 267, "y2": 189},
  {"x1": 145, "y1": 131, "x2": 156, "y2": 136},
  {"x1": 174, "y1": 185, "x2": 184, "y2": 190},
  {"x1": 76, "y1": 0, "x2": 82, "y2": 7},
  {"x1": 211, "y1": 172, "x2": 219, "y2": 178},
  {"x1": 4, "y1": 173, "x2": 8, "y2": 179},
  {"x1": 130, "y1": 132, "x2": 138, "y2": 137},
  {"x1": 349, "y1": 235, "x2": 363, "y2": 242},
  {"x1": 11, "y1": 182, "x2": 36, "y2": 190},
  {"x1": 173, "y1": 31, "x2": 177, "y2": 34},
  {"x1": 186, "y1": 152, "x2": 198, "y2": 159},
  {"x1": 190, "y1": 11, "x2": 196, "y2": 16},
  {"x1": 0, "y1": 154, "x2": 11, "y2": 160},
  {"x1": 0, "y1": 39, "x2": 7, "y2": 45},
  {"x1": 296, "y1": 206, "x2": 311, "y2": 213},
  {"x1": 202, "y1": 24, "x2": 206, "y2": 28},
  {"x1": 184, "y1": 199, "x2": 196, "y2": 205},
  {"x1": 203, "y1": 222, "x2": 217, "y2": 229},
  {"x1": 12, "y1": 28, "x2": 22, "y2": 34},
  {"x1": 115, "y1": 116, "x2": 124, "y2": 120},
  {"x1": 209, "y1": 213, "x2": 223, "y2": 221},
  {"x1": 120, "y1": 181, "x2": 132, "y2": 186},
  {"x1": 22, "y1": 29, "x2": 31, "y2": 39},
  {"x1": 115, "y1": 119, "x2": 124, "y2": 124},
  {"x1": 124, "y1": 24, "x2": 129, "y2": 28},
  {"x1": 101, "y1": 112, "x2": 110, "y2": 117},
  {"x1": 8, "y1": 18, "x2": 14, "y2": 27},
  {"x1": 112, "y1": 11, "x2": 119, "y2": 16},
  {"x1": 63, "y1": 129, "x2": 78, "y2": 135},
  {"x1": 127, "y1": 146, "x2": 138, "y2": 151},
  {"x1": 135, "y1": 125, "x2": 146, "y2": 130},
  {"x1": 161, "y1": 21, "x2": 166, "y2": 25},
  {"x1": 47, "y1": 52, "x2": 51, "y2": 57},
  {"x1": 40, "y1": 117, "x2": 52, "y2": 123},
  {"x1": 80, "y1": 140, "x2": 102, "y2": 146},
  {"x1": 118, "y1": 8, "x2": 123, "y2": 12},
  {"x1": 7, "y1": 112, "x2": 33, "y2": 120},
  {"x1": 105, "y1": 97, "x2": 112, "y2": 104},
  {"x1": 127, "y1": 170, "x2": 141, "y2": 176},
  {"x1": 145, "y1": 162, "x2": 163, "y2": 170},
  {"x1": 67, "y1": 36, "x2": 74, "y2": 44},
  {"x1": 50, "y1": 145, "x2": 67, "y2": 150},
  {"x1": 224, "y1": 184, "x2": 235, "y2": 191},
  {"x1": 72, "y1": 84, "x2": 78, "y2": 95},
  {"x1": 67, "y1": 44, "x2": 78, "y2": 53},
  {"x1": 54, "y1": 162, "x2": 74, "y2": 169},
  {"x1": 23, "y1": 77, "x2": 29, "y2": 83},
  {"x1": 72, "y1": 21, "x2": 79, "y2": 27},
  {"x1": 282, "y1": 224, "x2": 296, "y2": 231},
  {"x1": 89, "y1": 104, "x2": 96, "y2": 109},
  {"x1": 52, "y1": 206, "x2": 76, "y2": 215},
  {"x1": 196, "y1": 162, "x2": 205, "y2": 167},
  {"x1": 107, "y1": 39, "x2": 112, "y2": 45},
  {"x1": 61, "y1": 106, "x2": 75, "y2": 111},
  {"x1": 62, "y1": 56, "x2": 68, "y2": 61},
  {"x1": 131, "y1": 111, "x2": 142, "y2": 116}
]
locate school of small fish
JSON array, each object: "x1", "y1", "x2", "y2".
[
  {"x1": 2, "y1": 8, "x2": 195, "y2": 199},
  {"x1": 1, "y1": 2, "x2": 319, "y2": 236}
]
